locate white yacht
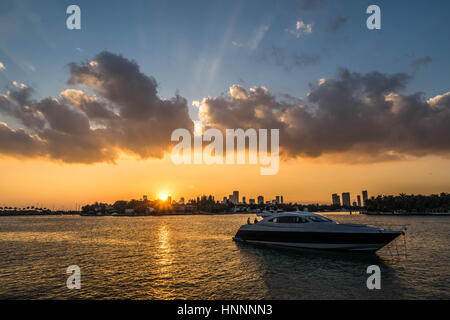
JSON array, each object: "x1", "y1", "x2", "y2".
[{"x1": 233, "y1": 211, "x2": 403, "y2": 252}]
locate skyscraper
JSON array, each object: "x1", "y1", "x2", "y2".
[
  {"x1": 342, "y1": 192, "x2": 351, "y2": 207},
  {"x1": 242, "y1": 196, "x2": 246, "y2": 204},
  {"x1": 280, "y1": 196, "x2": 284, "y2": 204},
  {"x1": 232, "y1": 191, "x2": 239, "y2": 204},
  {"x1": 276, "y1": 196, "x2": 280, "y2": 204},
  {"x1": 357, "y1": 195, "x2": 361, "y2": 207},
  {"x1": 332, "y1": 193, "x2": 341, "y2": 206},
  {"x1": 257, "y1": 196, "x2": 264, "y2": 205},
  {"x1": 362, "y1": 190, "x2": 368, "y2": 207}
]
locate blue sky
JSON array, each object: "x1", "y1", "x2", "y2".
[{"x1": 1, "y1": 0, "x2": 450, "y2": 122}]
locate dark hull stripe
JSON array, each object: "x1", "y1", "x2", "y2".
[
  {"x1": 234, "y1": 230, "x2": 401, "y2": 245},
  {"x1": 234, "y1": 239, "x2": 384, "y2": 252}
]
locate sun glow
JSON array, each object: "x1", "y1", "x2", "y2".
[{"x1": 158, "y1": 192, "x2": 169, "y2": 201}]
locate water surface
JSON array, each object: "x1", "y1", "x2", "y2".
[{"x1": 0, "y1": 213, "x2": 448, "y2": 299}]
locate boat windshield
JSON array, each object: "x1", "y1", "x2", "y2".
[{"x1": 308, "y1": 216, "x2": 333, "y2": 222}]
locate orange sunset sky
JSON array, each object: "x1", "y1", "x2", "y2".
[{"x1": 1, "y1": 154, "x2": 449, "y2": 209}]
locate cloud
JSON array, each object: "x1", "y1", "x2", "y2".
[
  {"x1": 248, "y1": 25, "x2": 269, "y2": 50},
  {"x1": 0, "y1": 122, "x2": 44, "y2": 158},
  {"x1": 411, "y1": 56, "x2": 432, "y2": 71},
  {"x1": 427, "y1": 91, "x2": 450, "y2": 109},
  {"x1": 12, "y1": 81, "x2": 27, "y2": 89},
  {"x1": 286, "y1": 20, "x2": 313, "y2": 38},
  {"x1": 197, "y1": 69, "x2": 450, "y2": 162},
  {"x1": 60, "y1": 89, "x2": 118, "y2": 120},
  {"x1": 1, "y1": 51, "x2": 449, "y2": 165},
  {"x1": 328, "y1": 15, "x2": 348, "y2": 32},
  {"x1": 0, "y1": 51, "x2": 194, "y2": 163},
  {"x1": 231, "y1": 41, "x2": 244, "y2": 48},
  {"x1": 0, "y1": 61, "x2": 5, "y2": 70},
  {"x1": 299, "y1": 0, "x2": 326, "y2": 11},
  {"x1": 261, "y1": 46, "x2": 320, "y2": 71},
  {"x1": 292, "y1": 52, "x2": 320, "y2": 67}
]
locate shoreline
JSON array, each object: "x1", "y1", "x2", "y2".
[
  {"x1": 362, "y1": 211, "x2": 450, "y2": 216},
  {"x1": 2, "y1": 211, "x2": 450, "y2": 217}
]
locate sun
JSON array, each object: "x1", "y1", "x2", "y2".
[{"x1": 158, "y1": 192, "x2": 169, "y2": 201}]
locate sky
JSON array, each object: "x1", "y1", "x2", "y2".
[{"x1": 1, "y1": 0, "x2": 450, "y2": 208}]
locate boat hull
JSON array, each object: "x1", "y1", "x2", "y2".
[{"x1": 233, "y1": 229, "x2": 402, "y2": 252}]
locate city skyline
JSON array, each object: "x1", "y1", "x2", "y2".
[{"x1": 4, "y1": 186, "x2": 446, "y2": 211}]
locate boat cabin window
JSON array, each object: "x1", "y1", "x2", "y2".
[{"x1": 270, "y1": 216, "x2": 309, "y2": 223}]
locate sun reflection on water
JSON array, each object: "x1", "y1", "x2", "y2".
[{"x1": 157, "y1": 224, "x2": 172, "y2": 267}]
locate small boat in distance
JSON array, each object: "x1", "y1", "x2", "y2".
[{"x1": 233, "y1": 211, "x2": 404, "y2": 253}]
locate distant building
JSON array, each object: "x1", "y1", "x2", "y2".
[
  {"x1": 342, "y1": 192, "x2": 351, "y2": 207},
  {"x1": 276, "y1": 196, "x2": 280, "y2": 204},
  {"x1": 143, "y1": 195, "x2": 148, "y2": 201},
  {"x1": 249, "y1": 199, "x2": 255, "y2": 205},
  {"x1": 362, "y1": 190, "x2": 368, "y2": 207},
  {"x1": 332, "y1": 193, "x2": 341, "y2": 206},
  {"x1": 232, "y1": 191, "x2": 239, "y2": 204},
  {"x1": 242, "y1": 196, "x2": 246, "y2": 204},
  {"x1": 257, "y1": 196, "x2": 264, "y2": 205},
  {"x1": 357, "y1": 195, "x2": 361, "y2": 207},
  {"x1": 281, "y1": 196, "x2": 284, "y2": 204},
  {"x1": 179, "y1": 197, "x2": 185, "y2": 205},
  {"x1": 167, "y1": 196, "x2": 172, "y2": 204}
]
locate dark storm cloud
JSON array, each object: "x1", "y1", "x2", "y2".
[
  {"x1": 69, "y1": 51, "x2": 159, "y2": 120},
  {"x1": 0, "y1": 87, "x2": 45, "y2": 130},
  {"x1": 36, "y1": 98, "x2": 91, "y2": 135},
  {"x1": 1, "y1": 51, "x2": 449, "y2": 164},
  {"x1": 0, "y1": 51, "x2": 194, "y2": 163},
  {"x1": 60, "y1": 89, "x2": 118, "y2": 121},
  {"x1": 0, "y1": 122, "x2": 44, "y2": 157},
  {"x1": 197, "y1": 69, "x2": 450, "y2": 161}
]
